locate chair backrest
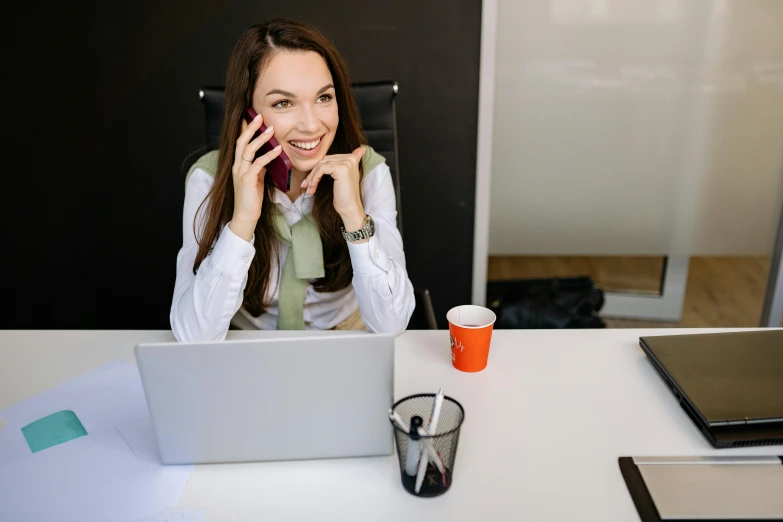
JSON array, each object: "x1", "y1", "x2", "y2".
[{"x1": 196, "y1": 82, "x2": 403, "y2": 236}]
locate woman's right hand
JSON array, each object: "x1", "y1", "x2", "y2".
[{"x1": 229, "y1": 113, "x2": 282, "y2": 242}]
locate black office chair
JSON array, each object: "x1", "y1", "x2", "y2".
[{"x1": 191, "y1": 82, "x2": 438, "y2": 329}]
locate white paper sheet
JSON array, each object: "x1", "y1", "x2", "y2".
[
  {"x1": 0, "y1": 359, "x2": 149, "y2": 432},
  {"x1": 0, "y1": 416, "x2": 31, "y2": 465},
  {"x1": 133, "y1": 508, "x2": 206, "y2": 522},
  {"x1": 116, "y1": 416, "x2": 164, "y2": 467},
  {"x1": 0, "y1": 428, "x2": 193, "y2": 522},
  {"x1": 0, "y1": 361, "x2": 195, "y2": 522}
]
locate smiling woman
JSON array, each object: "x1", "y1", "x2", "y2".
[{"x1": 169, "y1": 19, "x2": 416, "y2": 341}]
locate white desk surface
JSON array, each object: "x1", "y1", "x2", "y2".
[{"x1": 1, "y1": 328, "x2": 781, "y2": 521}]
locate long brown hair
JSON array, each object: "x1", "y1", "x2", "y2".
[{"x1": 193, "y1": 19, "x2": 365, "y2": 317}]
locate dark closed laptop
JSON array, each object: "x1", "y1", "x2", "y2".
[{"x1": 639, "y1": 330, "x2": 783, "y2": 448}]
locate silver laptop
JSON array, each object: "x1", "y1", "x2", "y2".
[{"x1": 135, "y1": 333, "x2": 395, "y2": 464}]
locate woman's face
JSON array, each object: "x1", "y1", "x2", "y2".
[{"x1": 251, "y1": 50, "x2": 339, "y2": 174}]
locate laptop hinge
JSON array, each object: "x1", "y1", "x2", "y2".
[{"x1": 712, "y1": 417, "x2": 783, "y2": 427}]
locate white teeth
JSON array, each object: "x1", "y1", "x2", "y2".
[{"x1": 290, "y1": 138, "x2": 321, "y2": 150}]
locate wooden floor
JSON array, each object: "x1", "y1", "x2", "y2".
[{"x1": 487, "y1": 256, "x2": 777, "y2": 328}]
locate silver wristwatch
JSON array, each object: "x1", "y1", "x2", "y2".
[{"x1": 341, "y1": 214, "x2": 375, "y2": 243}]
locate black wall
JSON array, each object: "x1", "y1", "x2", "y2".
[{"x1": 3, "y1": 1, "x2": 481, "y2": 329}]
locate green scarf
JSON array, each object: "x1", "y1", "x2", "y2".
[{"x1": 185, "y1": 146, "x2": 385, "y2": 329}]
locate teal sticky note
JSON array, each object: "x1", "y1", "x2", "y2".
[{"x1": 21, "y1": 410, "x2": 87, "y2": 453}]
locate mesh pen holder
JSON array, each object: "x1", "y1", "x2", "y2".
[{"x1": 390, "y1": 393, "x2": 465, "y2": 497}]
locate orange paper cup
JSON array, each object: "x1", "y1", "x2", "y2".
[{"x1": 447, "y1": 305, "x2": 496, "y2": 372}]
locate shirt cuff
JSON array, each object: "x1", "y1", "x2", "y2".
[
  {"x1": 208, "y1": 223, "x2": 256, "y2": 277},
  {"x1": 347, "y1": 235, "x2": 390, "y2": 275}
]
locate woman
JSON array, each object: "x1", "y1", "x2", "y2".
[{"x1": 170, "y1": 19, "x2": 415, "y2": 342}]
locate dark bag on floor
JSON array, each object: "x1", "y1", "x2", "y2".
[{"x1": 486, "y1": 276, "x2": 606, "y2": 329}]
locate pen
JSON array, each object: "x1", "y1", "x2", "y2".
[
  {"x1": 414, "y1": 439, "x2": 429, "y2": 493},
  {"x1": 415, "y1": 388, "x2": 445, "y2": 493},
  {"x1": 405, "y1": 416, "x2": 423, "y2": 477},
  {"x1": 417, "y1": 426, "x2": 446, "y2": 476},
  {"x1": 391, "y1": 409, "x2": 440, "y2": 485},
  {"x1": 428, "y1": 388, "x2": 444, "y2": 436},
  {"x1": 388, "y1": 408, "x2": 410, "y2": 432}
]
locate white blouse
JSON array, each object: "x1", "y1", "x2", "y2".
[{"x1": 170, "y1": 161, "x2": 415, "y2": 342}]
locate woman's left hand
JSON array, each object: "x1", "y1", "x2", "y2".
[{"x1": 301, "y1": 147, "x2": 366, "y2": 227}]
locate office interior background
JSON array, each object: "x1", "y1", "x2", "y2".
[{"x1": 3, "y1": 0, "x2": 782, "y2": 330}]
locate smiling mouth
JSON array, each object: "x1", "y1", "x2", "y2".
[{"x1": 288, "y1": 136, "x2": 323, "y2": 151}]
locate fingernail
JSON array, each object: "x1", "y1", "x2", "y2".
[
  {"x1": 274, "y1": 145, "x2": 281, "y2": 151},
  {"x1": 300, "y1": 179, "x2": 308, "y2": 188},
  {"x1": 253, "y1": 114, "x2": 261, "y2": 121},
  {"x1": 264, "y1": 126, "x2": 273, "y2": 133}
]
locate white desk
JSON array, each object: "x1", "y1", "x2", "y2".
[{"x1": 1, "y1": 328, "x2": 781, "y2": 521}]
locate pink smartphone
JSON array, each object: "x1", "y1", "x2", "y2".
[{"x1": 244, "y1": 107, "x2": 293, "y2": 192}]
